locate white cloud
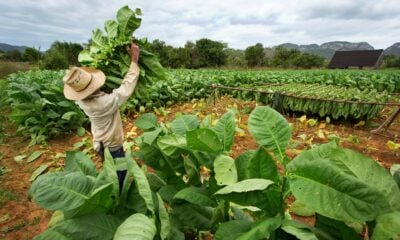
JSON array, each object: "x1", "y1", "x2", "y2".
[{"x1": 0, "y1": 0, "x2": 399, "y2": 49}]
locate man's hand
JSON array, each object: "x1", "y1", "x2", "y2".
[{"x1": 127, "y1": 43, "x2": 140, "y2": 64}]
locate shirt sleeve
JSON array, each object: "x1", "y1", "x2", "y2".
[{"x1": 110, "y1": 62, "x2": 140, "y2": 107}]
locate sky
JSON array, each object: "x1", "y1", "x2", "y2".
[{"x1": 0, "y1": 0, "x2": 399, "y2": 50}]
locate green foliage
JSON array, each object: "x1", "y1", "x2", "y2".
[
  {"x1": 195, "y1": 38, "x2": 227, "y2": 68},
  {"x1": 245, "y1": 43, "x2": 265, "y2": 67},
  {"x1": 224, "y1": 48, "x2": 246, "y2": 68},
  {"x1": 384, "y1": 55, "x2": 400, "y2": 68},
  {"x1": 2, "y1": 49, "x2": 22, "y2": 61},
  {"x1": 41, "y1": 51, "x2": 69, "y2": 70},
  {"x1": 30, "y1": 107, "x2": 400, "y2": 239},
  {"x1": 29, "y1": 150, "x2": 168, "y2": 239},
  {"x1": 0, "y1": 80, "x2": 7, "y2": 142},
  {"x1": 22, "y1": 47, "x2": 42, "y2": 62},
  {"x1": 6, "y1": 70, "x2": 87, "y2": 145},
  {"x1": 271, "y1": 47, "x2": 325, "y2": 69}
]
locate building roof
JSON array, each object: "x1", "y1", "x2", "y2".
[{"x1": 328, "y1": 50, "x2": 384, "y2": 68}]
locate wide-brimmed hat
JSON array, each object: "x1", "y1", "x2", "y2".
[{"x1": 63, "y1": 67, "x2": 106, "y2": 101}]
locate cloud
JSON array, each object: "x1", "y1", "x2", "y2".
[{"x1": 0, "y1": 0, "x2": 399, "y2": 50}]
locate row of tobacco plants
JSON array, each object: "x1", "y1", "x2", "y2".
[
  {"x1": 29, "y1": 106, "x2": 400, "y2": 239},
  {"x1": 6, "y1": 68, "x2": 400, "y2": 145}
]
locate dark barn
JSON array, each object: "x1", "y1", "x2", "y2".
[{"x1": 328, "y1": 50, "x2": 384, "y2": 69}]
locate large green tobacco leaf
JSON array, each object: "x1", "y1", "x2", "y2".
[
  {"x1": 135, "y1": 113, "x2": 158, "y2": 130},
  {"x1": 173, "y1": 187, "x2": 217, "y2": 207},
  {"x1": 288, "y1": 143, "x2": 400, "y2": 221},
  {"x1": 187, "y1": 129, "x2": 222, "y2": 153},
  {"x1": 371, "y1": 211, "x2": 400, "y2": 240},
  {"x1": 29, "y1": 172, "x2": 93, "y2": 211},
  {"x1": 35, "y1": 214, "x2": 120, "y2": 240},
  {"x1": 213, "y1": 111, "x2": 236, "y2": 152},
  {"x1": 235, "y1": 148, "x2": 280, "y2": 183},
  {"x1": 248, "y1": 106, "x2": 291, "y2": 160},
  {"x1": 64, "y1": 183, "x2": 114, "y2": 219},
  {"x1": 314, "y1": 214, "x2": 362, "y2": 240},
  {"x1": 214, "y1": 154, "x2": 237, "y2": 186},
  {"x1": 65, "y1": 151, "x2": 97, "y2": 177},
  {"x1": 142, "y1": 128, "x2": 162, "y2": 145},
  {"x1": 116, "y1": 6, "x2": 142, "y2": 37},
  {"x1": 214, "y1": 220, "x2": 253, "y2": 240},
  {"x1": 157, "y1": 134, "x2": 187, "y2": 157},
  {"x1": 170, "y1": 114, "x2": 199, "y2": 136},
  {"x1": 157, "y1": 194, "x2": 170, "y2": 240},
  {"x1": 95, "y1": 149, "x2": 120, "y2": 198},
  {"x1": 214, "y1": 179, "x2": 279, "y2": 216},
  {"x1": 127, "y1": 157, "x2": 154, "y2": 214},
  {"x1": 236, "y1": 217, "x2": 282, "y2": 240},
  {"x1": 214, "y1": 179, "x2": 274, "y2": 195},
  {"x1": 105, "y1": 20, "x2": 118, "y2": 39},
  {"x1": 171, "y1": 203, "x2": 213, "y2": 230},
  {"x1": 328, "y1": 148, "x2": 400, "y2": 211},
  {"x1": 288, "y1": 153, "x2": 391, "y2": 223},
  {"x1": 114, "y1": 214, "x2": 156, "y2": 240}
]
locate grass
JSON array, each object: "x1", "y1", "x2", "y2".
[
  {"x1": 0, "y1": 61, "x2": 35, "y2": 78},
  {"x1": 0, "y1": 80, "x2": 7, "y2": 143}
]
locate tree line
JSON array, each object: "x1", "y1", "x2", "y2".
[{"x1": 1, "y1": 38, "x2": 399, "y2": 69}]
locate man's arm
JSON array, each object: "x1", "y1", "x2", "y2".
[{"x1": 111, "y1": 43, "x2": 140, "y2": 107}]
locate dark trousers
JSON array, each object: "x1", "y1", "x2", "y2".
[{"x1": 99, "y1": 144, "x2": 127, "y2": 194}]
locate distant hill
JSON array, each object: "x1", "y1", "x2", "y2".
[
  {"x1": 384, "y1": 43, "x2": 400, "y2": 56},
  {"x1": 0, "y1": 43, "x2": 28, "y2": 53},
  {"x1": 276, "y1": 41, "x2": 374, "y2": 59}
]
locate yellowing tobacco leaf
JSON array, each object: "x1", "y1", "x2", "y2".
[
  {"x1": 307, "y1": 119, "x2": 317, "y2": 127},
  {"x1": 298, "y1": 115, "x2": 307, "y2": 123},
  {"x1": 386, "y1": 140, "x2": 400, "y2": 150},
  {"x1": 354, "y1": 121, "x2": 365, "y2": 127},
  {"x1": 318, "y1": 123, "x2": 326, "y2": 129},
  {"x1": 316, "y1": 130, "x2": 326, "y2": 139},
  {"x1": 236, "y1": 127, "x2": 246, "y2": 137},
  {"x1": 298, "y1": 134, "x2": 307, "y2": 141}
]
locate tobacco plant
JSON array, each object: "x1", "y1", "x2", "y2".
[
  {"x1": 29, "y1": 106, "x2": 400, "y2": 239},
  {"x1": 6, "y1": 70, "x2": 87, "y2": 145},
  {"x1": 134, "y1": 106, "x2": 400, "y2": 239}
]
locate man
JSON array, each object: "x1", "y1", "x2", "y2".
[{"x1": 63, "y1": 43, "x2": 140, "y2": 191}]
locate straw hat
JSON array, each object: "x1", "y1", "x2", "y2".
[{"x1": 63, "y1": 67, "x2": 106, "y2": 100}]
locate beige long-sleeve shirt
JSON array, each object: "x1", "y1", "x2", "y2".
[{"x1": 76, "y1": 62, "x2": 140, "y2": 152}]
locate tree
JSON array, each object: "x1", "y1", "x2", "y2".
[
  {"x1": 184, "y1": 41, "x2": 198, "y2": 68},
  {"x1": 41, "y1": 41, "x2": 83, "y2": 70},
  {"x1": 245, "y1": 43, "x2": 265, "y2": 67},
  {"x1": 148, "y1": 39, "x2": 170, "y2": 67},
  {"x1": 270, "y1": 47, "x2": 301, "y2": 68},
  {"x1": 168, "y1": 47, "x2": 191, "y2": 68},
  {"x1": 22, "y1": 47, "x2": 42, "y2": 62},
  {"x1": 41, "y1": 51, "x2": 69, "y2": 70},
  {"x1": 225, "y1": 48, "x2": 246, "y2": 68},
  {"x1": 4, "y1": 49, "x2": 22, "y2": 61},
  {"x1": 292, "y1": 52, "x2": 325, "y2": 69},
  {"x1": 194, "y1": 38, "x2": 227, "y2": 68},
  {"x1": 384, "y1": 55, "x2": 400, "y2": 68},
  {"x1": 47, "y1": 41, "x2": 83, "y2": 66}
]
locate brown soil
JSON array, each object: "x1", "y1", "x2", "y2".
[{"x1": 0, "y1": 95, "x2": 399, "y2": 239}]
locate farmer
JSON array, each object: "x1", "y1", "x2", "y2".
[{"x1": 62, "y1": 43, "x2": 140, "y2": 192}]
